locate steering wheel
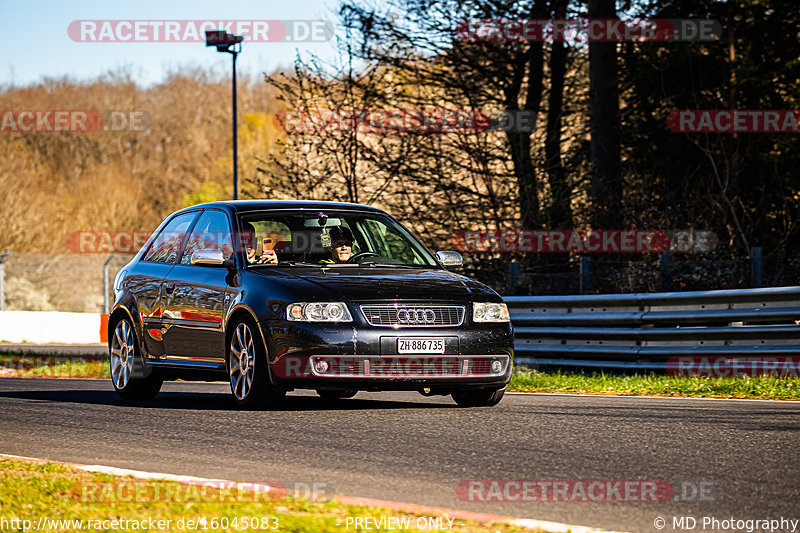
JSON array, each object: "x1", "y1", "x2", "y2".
[{"x1": 348, "y1": 251, "x2": 379, "y2": 263}]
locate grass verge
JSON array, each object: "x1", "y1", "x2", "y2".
[
  {"x1": 507, "y1": 368, "x2": 800, "y2": 400},
  {"x1": 0, "y1": 354, "x2": 109, "y2": 379},
  {"x1": 0, "y1": 458, "x2": 538, "y2": 532}
]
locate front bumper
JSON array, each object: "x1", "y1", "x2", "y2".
[{"x1": 260, "y1": 318, "x2": 514, "y2": 391}]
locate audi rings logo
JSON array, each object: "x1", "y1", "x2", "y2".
[{"x1": 396, "y1": 308, "x2": 436, "y2": 324}]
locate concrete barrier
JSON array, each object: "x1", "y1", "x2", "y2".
[{"x1": 0, "y1": 311, "x2": 104, "y2": 344}]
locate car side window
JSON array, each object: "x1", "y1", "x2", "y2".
[
  {"x1": 180, "y1": 210, "x2": 234, "y2": 265},
  {"x1": 362, "y1": 219, "x2": 426, "y2": 265},
  {"x1": 142, "y1": 212, "x2": 198, "y2": 263}
]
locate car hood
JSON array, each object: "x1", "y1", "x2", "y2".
[{"x1": 253, "y1": 267, "x2": 500, "y2": 302}]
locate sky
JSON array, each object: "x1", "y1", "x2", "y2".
[{"x1": 1, "y1": 0, "x2": 343, "y2": 87}]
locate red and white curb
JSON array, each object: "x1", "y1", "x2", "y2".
[{"x1": 1, "y1": 453, "x2": 626, "y2": 533}]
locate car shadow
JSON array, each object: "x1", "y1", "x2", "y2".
[{"x1": 0, "y1": 386, "x2": 455, "y2": 411}]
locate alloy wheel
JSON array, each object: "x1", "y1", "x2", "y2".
[
  {"x1": 229, "y1": 322, "x2": 256, "y2": 400},
  {"x1": 110, "y1": 320, "x2": 135, "y2": 389}
]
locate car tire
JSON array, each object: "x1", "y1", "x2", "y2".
[
  {"x1": 316, "y1": 389, "x2": 358, "y2": 400},
  {"x1": 451, "y1": 387, "x2": 505, "y2": 407},
  {"x1": 228, "y1": 316, "x2": 285, "y2": 409},
  {"x1": 109, "y1": 316, "x2": 162, "y2": 401}
]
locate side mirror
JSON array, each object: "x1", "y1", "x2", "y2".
[
  {"x1": 436, "y1": 250, "x2": 463, "y2": 268},
  {"x1": 191, "y1": 249, "x2": 228, "y2": 267}
]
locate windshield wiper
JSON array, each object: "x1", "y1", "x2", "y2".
[
  {"x1": 358, "y1": 262, "x2": 420, "y2": 268},
  {"x1": 259, "y1": 261, "x2": 322, "y2": 267}
]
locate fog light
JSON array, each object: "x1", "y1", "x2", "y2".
[
  {"x1": 491, "y1": 360, "x2": 503, "y2": 374},
  {"x1": 315, "y1": 360, "x2": 329, "y2": 374}
]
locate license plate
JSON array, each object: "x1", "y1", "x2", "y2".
[{"x1": 398, "y1": 338, "x2": 445, "y2": 354}]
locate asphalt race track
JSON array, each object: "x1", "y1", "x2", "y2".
[{"x1": 0, "y1": 378, "x2": 798, "y2": 532}]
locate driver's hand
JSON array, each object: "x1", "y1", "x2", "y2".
[{"x1": 257, "y1": 250, "x2": 278, "y2": 264}]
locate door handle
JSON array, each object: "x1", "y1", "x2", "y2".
[{"x1": 165, "y1": 283, "x2": 176, "y2": 295}]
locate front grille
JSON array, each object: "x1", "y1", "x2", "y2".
[{"x1": 360, "y1": 305, "x2": 466, "y2": 327}]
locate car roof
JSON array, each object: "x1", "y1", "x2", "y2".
[{"x1": 180, "y1": 200, "x2": 385, "y2": 214}]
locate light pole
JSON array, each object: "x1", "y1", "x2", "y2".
[{"x1": 206, "y1": 30, "x2": 244, "y2": 200}]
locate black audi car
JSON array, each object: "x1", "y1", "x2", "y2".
[{"x1": 109, "y1": 200, "x2": 513, "y2": 407}]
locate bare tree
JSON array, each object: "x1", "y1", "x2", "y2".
[{"x1": 588, "y1": 0, "x2": 622, "y2": 228}]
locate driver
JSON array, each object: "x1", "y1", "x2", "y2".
[{"x1": 322, "y1": 226, "x2": 354, "y2": 264}]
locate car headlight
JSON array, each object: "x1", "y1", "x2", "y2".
[
  {"x1": 286, "y1": 302, "x2": 353, "y2": 322},
  {"x1": 472, "y1": 302, "x2": 510, "y2": 323}
]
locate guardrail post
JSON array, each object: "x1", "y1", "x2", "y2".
[
  {"x1": 0, "y1": 250, "x2": 7, "y2": 311},
  {"x1": 579, "y1": 256, "x2": 591, "y2": 294},
  {"x1": 751, "y1": 246, "x2": 763, "y2": 288},
  {"x1": 103, "y1": 254, "x2": 114, "y2": 314},
  {"x1": 508, "y1": 260, "x2": 519, "y2": 294},
  {"x1": 660, "y1": 252, "x2": 671, "y2": 292}
]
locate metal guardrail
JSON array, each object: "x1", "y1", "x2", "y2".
[{"x1": 504, "y1": 286, "x2": 800, "y2": 370}]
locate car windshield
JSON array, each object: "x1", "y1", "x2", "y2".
[{"x1": 238, "y1": 210, "x2": 438, "y2": 268}]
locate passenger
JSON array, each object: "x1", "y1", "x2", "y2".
[
  {"x1": 322, "y1": 226, "x2": 354, "y2": 264},
  {"x1": 242, "y1": 222, "x2": 278, "y2": 264}
]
